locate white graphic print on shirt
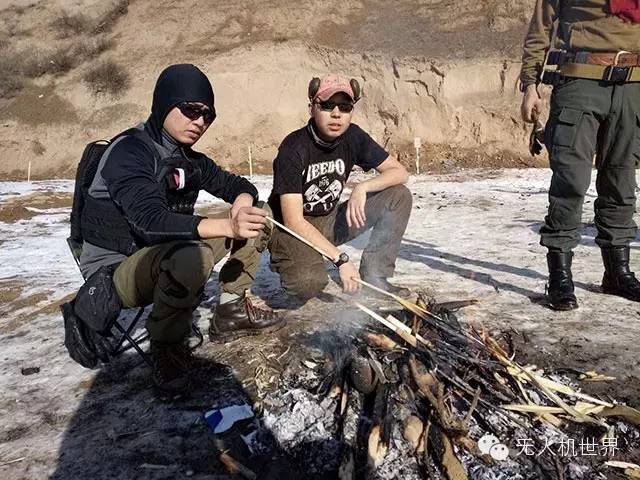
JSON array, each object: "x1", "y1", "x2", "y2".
[
  {"x1": 303, "y1": 159, "x2": 346, "y2": 214},
  {"x1": 305, "y1": 158, "x2": 346, "y2": 183}
]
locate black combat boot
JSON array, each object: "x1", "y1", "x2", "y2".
[
  {"x1": 150, "y1": 340, "x2": 193, "y2": 395},
  {"x1": 209, "y1": 295, "x2": 284, "y2": 342},
  {"x1": 601, "y1": 246, "x2": 640, "y2": 302},
  {"x1": 546, "y1": 251, "x2": 578, "y2": 311},
  {"x1": 361, "y1": 275, "x2": 411, "y2": 298}
]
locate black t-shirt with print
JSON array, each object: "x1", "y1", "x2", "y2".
[{"x1": 268, "y1": 122, "x2": 388, "y2": 220}]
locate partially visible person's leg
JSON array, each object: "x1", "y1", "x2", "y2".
[
  {"x1": 594, "y1": 82, "x2": 640, "y2": 301},
  {"x1": 269, "y1": 214, "x2": 334, "y2": 302},
  {"x1": 218, "y1": 202, "x2": 274, "y2": 296},
  {"x1": 114, "y1": 239, "x2": 222, "y2": 391},
  {"x1": 540, "y1": 80, "x2": 605, "y2": 252},
  {"x1": 333, "y1": 184, "x2": 412, "y2": 294},
  {"x1": 210, "y1": 203, "x2": 283, "y2": 337},
  {"x1": 540, "y1": 79, "x2": 609, "y2": 310},
  {"x1": 114, "y1": 240, "x2": 220, "y2": 342}
]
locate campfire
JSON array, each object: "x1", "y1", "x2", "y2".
[{"x1": 249, "y1": 285, "x2": 640, "y2": 480}]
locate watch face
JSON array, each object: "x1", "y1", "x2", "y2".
[{"x1": 338, "y1": 253, "x2": 349, "y2": 264}]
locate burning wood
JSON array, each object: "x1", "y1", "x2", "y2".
[
  {"x1": 254, "y1": 280, "x2": 640, "y2": 479},
  {"x1": 219, "y1": 451, "x2": 257, "y2": 479},
  {"x1": 311, "y1": 287, "x2": 640, "y2": 479}
]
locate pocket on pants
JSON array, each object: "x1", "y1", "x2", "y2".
[{"x1": 551, "y1": 107, "x2": 584, "y2": 149}]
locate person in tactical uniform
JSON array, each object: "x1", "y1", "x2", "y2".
[
  {"x1": 268, "y1": 74, "x2": 412, "y2": 301},
  {"x1": 66, "y1": 64, "x2": 282, "y2": 392},
  {"x1": 521, "y1": 0, "x2": 640, "y2": 310}
]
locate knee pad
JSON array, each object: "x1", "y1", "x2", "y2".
[
  {"x1": 62, "y1": 299, "x2": 114, "y2": 368},
  {"x1": 156, "y1": 242, "x2": 213, "y2": 309}
]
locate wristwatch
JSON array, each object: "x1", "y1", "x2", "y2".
[{"x1": 334, "y1": 252, "x2": 349, "y2": 267}]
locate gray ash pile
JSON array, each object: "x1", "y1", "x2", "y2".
[{"x1": 257, "y1": 294, "x2": 640, "y2": 480}]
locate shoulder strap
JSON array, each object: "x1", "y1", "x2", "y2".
[{"x1": 116, "y1": 127, "x2": 162, "y2": 168}]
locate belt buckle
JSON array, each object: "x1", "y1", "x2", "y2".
[
  {"x1": 605, "y1": 51, "x2": 632, "y2": 83},
  {"x1": 605, "y1": 66, "x2": 631, "y2": 83}
]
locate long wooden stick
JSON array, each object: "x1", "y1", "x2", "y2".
[
  {"x1": 265, "y1": 216, "x2": 334, "y2": 259},
  {"x1": 265, "y1": 217, "x2": 421, "y2": 309},
  {"x1": 354, "y1": 302, "x2": 435, "y2": 348},
  {"x1": 266, "y1": 216, "x2": 475, "y2": 346},
  {"x1": 354, "y1": 302, "x2": 417, "y2": 346},
  {"x1": 354, "y1": 278, "x2": 461, "y2": 331},
  {"x1": 355, "y1": 278, "x2": 426, "y2": 311},
  {"x1": 356, "y1": 278, "x2": 488, "y2": 349}
]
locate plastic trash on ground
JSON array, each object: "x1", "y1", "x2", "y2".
[{"x1": 204, "y1": 404, "x2": 255, "y2": 434}]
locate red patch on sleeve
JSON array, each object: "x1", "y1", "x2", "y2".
[{"x1": 610, "y1": 0, "x2": 640, "y2": 23}]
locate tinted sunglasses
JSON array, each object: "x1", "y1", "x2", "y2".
[
  {"x1": 315, "y1": 100, "x2": 354, "y2": 113},
  {"x1": 177, "y1": 102, "x2": 216, "y2": 124}
]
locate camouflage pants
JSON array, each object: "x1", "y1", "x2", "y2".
[{"x1": 541, "y1": 78, "x2": 640, "y2": 252}]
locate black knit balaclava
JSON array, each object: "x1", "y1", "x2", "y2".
[{"x1": 146, "y1": 64, "x2": 215, "y2": 142}]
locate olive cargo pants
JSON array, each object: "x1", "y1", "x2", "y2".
[
  {"x1": 269, "y1": 185, "x2": 412, "y2": 300},
  {"x1": 112, "y1": 208, "x2": 271, "y2": 344},
  {"x1": 541, "y1": 78, "x2": 640, "y2": 252}
]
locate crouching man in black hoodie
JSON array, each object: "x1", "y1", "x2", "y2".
[{"x1": 66, "y1": 64, "x2": 282, "y2": 393}]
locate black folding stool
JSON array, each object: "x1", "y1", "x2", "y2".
[{"x1": 66, "y1": 238, "x2": 152, "y2": 367}]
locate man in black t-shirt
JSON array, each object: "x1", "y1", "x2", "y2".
[{"x1": 268, "y1": 74, "x2": 412, "y2": 301}]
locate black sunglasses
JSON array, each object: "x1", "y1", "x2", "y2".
[
  {"x1": 315, "y1": 100, "x2": 354, "y2": 113},
  {"x1": 177, "y1": 102, "x2": 216, "y2": 124}
]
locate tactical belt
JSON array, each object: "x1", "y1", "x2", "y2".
[
  {"x1": 560, "y1": 63, "x2": 640, "y2": 82},
  {"x1": 567, "y1": 51, "x2": 640, "y2": 67},
  {"x1": 559, "y1": 51, "x2": 640, "y2": 83}
]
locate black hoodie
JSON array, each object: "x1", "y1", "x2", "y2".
[
  {"x1": 80, "y1": 64, "x2": 258, "y2": 278},
  {"x1": 100, "y1": 64, "x2": 257, "y2": 245}
]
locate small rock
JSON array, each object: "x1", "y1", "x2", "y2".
[{"x1": 21, "y1": 367, "x2": 40, "y2": 376}]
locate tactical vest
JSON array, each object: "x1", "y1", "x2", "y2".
[{"x1": 80, "y1": 129, "x2": 202, "y2": 256}]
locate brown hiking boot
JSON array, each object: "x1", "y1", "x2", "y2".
[
  {"x1": 209, "y1": 295, "x2": 284, "y2": 342},
  {"x1": 150, "y1": 340, "x2": 193, "y2": 395}
]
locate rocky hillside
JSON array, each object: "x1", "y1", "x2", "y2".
[{"x1": 0, "y1": 0, "x2": 539, "y2": 179}]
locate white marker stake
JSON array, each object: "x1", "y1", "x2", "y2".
[
  {"x1": 413, "y1": 137, "x2": 421, "y2": 175},
  {"x1": 248, "y1": 145, "x2": 253, "y2": 179},
  {"x1": 27, "y1": 161, "x2": 31, "y2": 182}
]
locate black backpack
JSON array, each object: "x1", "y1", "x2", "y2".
[
  {"x1": 67, "y1": 139, "x2": 112, "y2": 265},
  {"x1": 67, "y1": 128, "x2": 157, "y2": 265}
]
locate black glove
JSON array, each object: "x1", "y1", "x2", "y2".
[{"x1": 529, "y1": 125, "x2": 545, "y2": 156}]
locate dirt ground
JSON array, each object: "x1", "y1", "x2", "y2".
[
  {"x1": 1, "y1": 170, "x2": 639, "y2": 479},
  {"x1": 0, "y1": 191, "x2": 71, "y2": 223},
  {"x1": 0, "y1": 0, "x2": 537, "y2": 180},
  {"x1": 2, "y1": 1, "x2": 639, "y2": 477}
]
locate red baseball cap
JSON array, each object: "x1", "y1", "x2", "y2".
[{"x1": 313, "y1": 74, "x2": 355, "y2": 102}]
